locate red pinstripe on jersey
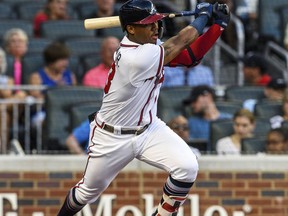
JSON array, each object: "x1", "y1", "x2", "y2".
[{"x1": 137, "y1": 45, "x2": 164, "y2": 126}]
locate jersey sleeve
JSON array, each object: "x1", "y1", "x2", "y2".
[{"x1": 129, "y1": 44, "x2": 164, "y2": 87}]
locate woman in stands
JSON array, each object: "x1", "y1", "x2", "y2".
[
  {"x1": 0, "y1": 48, "x2": 27, "y2": 153},
  {"x1": 29, "y1": 42, "x2": 76, "y2": 128},
  {"x1": 33, "y1": 0, "x2": 69, "y2": 37},
  {"x1": 216, "y1": 109, "x2": 256, "y2": 155},
  {"x1": 3, "y1": 28, "x2": 28, "y2": 86}
]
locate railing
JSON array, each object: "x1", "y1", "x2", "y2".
[
  {"x1": 0, "y1": 85, "x2": 46, "y2": 154},
  {"x1": 264, "y1": 40, "x2": 288, "y2": 82},
  {"x1": 212, "y1": 13, "x2": 245, "y2": 86}
]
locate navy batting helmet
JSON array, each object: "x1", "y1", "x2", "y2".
[{"x1": 119, "y1": 0, "x2": 166, "y2": 31}]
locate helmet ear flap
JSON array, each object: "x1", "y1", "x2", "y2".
[{"x1": 158, "y1": 20, "x2": 164, "y2": 39}]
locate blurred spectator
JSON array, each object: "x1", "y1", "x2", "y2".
[
  {"x1": 270, "y1": 91, "x2": 288, "y2": 129},
  {"x1": 66, "y1": 119, "x2": 89, "y2": 155},
  {"x1": 84, "y1": 0, "x2": 119, "y2": 37},
  {"x1": 3, "y1": 28, "x2": 28, "y2": 86},
  {"x1": 265, "y1": 127, "x2": 288, "y2": 154},
  {"x1": 242, "y1": 52, "x2": 271, "y2": 86},
  {"x1": 82, "y1": 36, "x2": 119, "y2": 88},
  {"x1": 29, "y1": 42, "x2": 76, "y2": 127},
  {"x1": 285, "y1": 23, "x2": 288, "y2": 50},
  {"x1": 264, "y1": 78, "x2": 287, "y2": 101},
  {"x1": 85, "y1": 0, "x2": 118, "y2": 19},
  {"x1": 244, "y1": 78, "x2": 287, "y2": 112},
  {"x1": 29, "y1": 42, "x2": 76, "y2": 99},
  {"x1": 33, "y1": 0, "x2": 69, "y2": 37},
  {"x1": 162, "y1": 63, "x2": 214, "y2": 87},
  {"x1": 183, "y1": 85, "x2": 232, "y2": 147},
  {"x1": 216, "y1": 109, "x2": 256, "y2": 155},
  {"x1": 167, "y1": 115, "x2": 201, "y2": 157},
  {"x1": 0, "y1": 48, "x2": 27, "y2": 151}
]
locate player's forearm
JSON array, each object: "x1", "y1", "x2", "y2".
[
  {"x1": 162, "y1": 16, "x2": 209, "y2": 65},
  {"x1": 168, "y1": 24, "x2": 223, "y2": 67}
]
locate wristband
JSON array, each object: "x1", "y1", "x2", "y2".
[{"x1": 190, "y1": 15, "x2": 208, "y2": 35}]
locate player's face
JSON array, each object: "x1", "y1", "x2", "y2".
[
  {"x1": 233, "y1": 116, "x2": 255, "y2": 138},
  {"x1": 128, "y1": 22, "x2": 159, "y2": 44}
]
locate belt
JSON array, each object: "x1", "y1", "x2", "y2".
[{"x1": 88, "y1": 112, "x2": 149, "y2": 136}]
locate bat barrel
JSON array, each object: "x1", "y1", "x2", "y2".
[{"x1": 84, "y1": 16, "x2": 121, "y2": 30}]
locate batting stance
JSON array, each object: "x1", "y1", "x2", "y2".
[{"x1": 58, "y1": 0, "x2": 230, "y2": 215}]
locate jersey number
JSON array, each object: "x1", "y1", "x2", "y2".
[{"x1": 104, "y1": 62, "x2": 116, "y2": 94}]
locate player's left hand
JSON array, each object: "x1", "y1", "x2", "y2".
[{"x1": 212, "y1": 3, "x2": 230, "y2": 29}]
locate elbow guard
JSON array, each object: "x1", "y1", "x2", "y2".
[{"x1": 168, "y1": 24, "x2": 223, "y2": 67}]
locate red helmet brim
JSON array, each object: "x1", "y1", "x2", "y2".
[{"x1": 133, "y1": 13, "x2": 167, "y2": 25}]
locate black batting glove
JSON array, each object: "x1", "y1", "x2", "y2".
[
  {"x1": 213, "y1": 3, "x2": 230, "y2": 29},
  {"x1": 194, "y1": 2, "x2": 213, "y2": 19}
]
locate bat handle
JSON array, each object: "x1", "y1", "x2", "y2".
[{"x1": 167, "y1": 11, "x2": 195, "y2": 18}]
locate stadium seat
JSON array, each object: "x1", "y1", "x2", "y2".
[
  {"x1": 77, "y1": 2, "x2": 96, "y2": 19},
  {"x1": 225, "y1": 86, "x2": 265, "y2": 102},
  {"x1": 254, "y1": 118, "x2": 272, "y2": 137},
  {"x1": 241, "y1": 137, "x2": 266, "y2": 154},
  {"x1": 99, "y1": 27, "x2": 125, "y2": 40},
  {"x1": 69, "y1": 55, "x2": 84, "y2": 83},
  {"x1": 64, "y1": 37, "x2": 103, "y2": 56},
  {"x1": 210, "y1": 119, "x2": 234, "y2": 153},
  {"x1": 40, "y1": 20, "x2": 94, "y2": 41},
  {"x1": 0, "y1": 20, "x2": 33, "y2": 39},
  {"x1": 21, "y1": 53, "x2": 44, "y2": 84},
  {"x1": 157, "y1": 86, "x2": 192, "y2": 123},
  {"x1": 81, "y1": 53, "x2": 102, "y2": 73},
  {"x1": 0, "y1": 3, "x2": 15, "y2": 19},
  {"x1": 28, "y1": 38, "x2": 53, "y2": 54},
  {"x1": 215, "y1": 100, "x2": 243, "y2": 115},
  {"x1": 70, "y1": 102, "x2": 102, "y2": 130},
  {"x1": 258, "y1": 0, "x2": 288, "y2": 44},
  {"x1": 16, "y1": 1, "x2": 45, "y2": 20},
  {"x1": 254, "y1": 101, "x2": 282, "y2": 118},
  {"x1": 44, "y1": 86, "x2": 103, "y2": 151}
]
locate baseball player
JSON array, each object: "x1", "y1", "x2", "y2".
[{"x1": 58, "y1": 0, "x2": 230, "y2": 215}]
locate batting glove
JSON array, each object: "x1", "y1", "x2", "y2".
[
  {"x1": 194, "y1": 2, "x2": 213, "y2": 19},
  {"x1": 213, "y1": 3, "x2": 230, "y2": 29}
]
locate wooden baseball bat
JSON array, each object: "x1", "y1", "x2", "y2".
[{"x1": 84, "y1": 11, "x2": 196, "y2": 30}]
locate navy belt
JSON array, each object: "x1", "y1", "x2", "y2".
[{"x1": 88, "y1": 112, "x2": 149, "y2": 135}]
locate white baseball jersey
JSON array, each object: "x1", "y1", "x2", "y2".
[{"x1": 98, "y1": 36, "x2": 164, "y2": 127}]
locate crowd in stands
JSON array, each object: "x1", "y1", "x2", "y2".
[{"x1": 0, "y1": 0, "x2": 287, "y2": 155}]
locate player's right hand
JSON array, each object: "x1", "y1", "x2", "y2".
[
  {"x1": 194, "y1": 2, "x2": 213, "y2": 19},
  {"x1": 212, "y1": 3, "x2": 230, "y2": 29}
]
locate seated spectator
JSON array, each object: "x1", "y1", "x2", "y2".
[
  {"x1": 84, "y1": 0, "x2": 119, "y2": 37},
  {"x1": 82, "y1": 36, "x2": 119, "y2": 88},
  {"x1": 183, "y1": 85, "x2": 232, "y2": 149},
  {"x1": 242, "y1": 52, "x2": 271, "y2": 86},
  {"x1": 264, "y1": 78, "x2": 287, "y2": 101},
  {"x1": 3, "y1": 28, "x2": 28, "y2": 85},
  {"x1": 29, "y1": 42, "x2": 77, "y2": 127},
  {"x1": 162, "y1": 63, "x2": 214, "y2": 87},
  {"x1": 167, "y1": 115, "x2": 201, "y2": 158},
  {"x1": 265, "y1": 127, "x2": 288, "y2": 154},
  {"x1": 216, "y1": 109, "x2": 256, "y2": 155},
  {"x1": 85, "y1": 0, "x2": 118, "y2": 19},
  {"x1": 244, "y1": 78, "x2": 287, "y2": 112},
  {"x1": 33, "y1": 0, "x2": 69, "y2": 37},
  {"x1": 0, "y1": 48, "x2": 27, "y2": 152},
  {"x1": 66, "y1": 119, "x2": 89, "y2": 155},
  {"x1": 270, "y1": 92, "x2": 288, "y2": 129}
]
